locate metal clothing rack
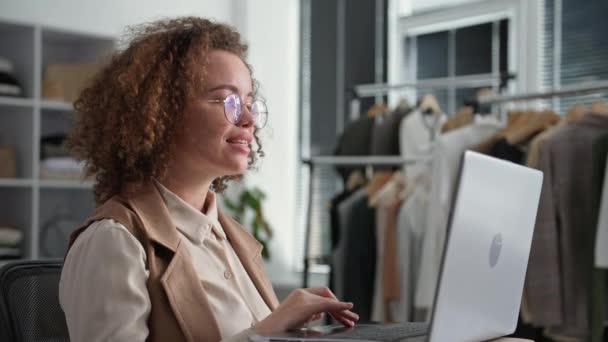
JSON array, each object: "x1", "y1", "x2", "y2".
[
  {"x1": 477, "y1": 80, "x2": 608, "y2": 104},
  {"x1": 300, "y1": 156, "x2": 430, "y2": 287},
  {"x1": 352, "y1": 73, "x2": 502, "y2": 98},
  {"x1": 347, "y1": 72, "x2": 515, "y2": 120}
]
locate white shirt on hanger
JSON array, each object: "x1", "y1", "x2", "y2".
[
  {"x1": 595, "y1": 152, "x2": 608, "y2": 268},
  {"x1": 415, "y1": 117, "x2": 502, "y2": 316},
  {"x1": 399, "y1": 109, "x2": 446, "y2": 179},
  {"x1": 393, "y1": 177, "x2": 430, "y2": 322}
]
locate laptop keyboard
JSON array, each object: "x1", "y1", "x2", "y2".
[{"x1": 327, "y1": 323, "x2": 429, "y2": 341}]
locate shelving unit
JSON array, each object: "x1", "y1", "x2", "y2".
[{"x1": 0, "y1": 19, "x2": 114, "y2": 260}]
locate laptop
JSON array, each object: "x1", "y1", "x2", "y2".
[{"x1": 251, "y1": 151, "x2": 543, "y2": 342}]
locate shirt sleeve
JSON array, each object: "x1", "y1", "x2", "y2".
[{"x1": 59, "y1": 219, "x2": 151, "y2": 342}]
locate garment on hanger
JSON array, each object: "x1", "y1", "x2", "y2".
[
  {"x1": 367, "y1": 103, "x2": 390, "y2": 117},
  {"x1": 473, "y1": 110, "x2": 558, "y2": 155},
  {"x1": 415, "y1": 117, "x2": 502, "y2": 315},
  {"x1": 595, "y1": 138, "x2": 608, "y2": 269},
  {"x1": 333, "y1": 188, "x2": 376, "y2": 322},
  {"x1": 328, "y1": 184, "x2": 363, "y2": 307},
  {"x1": 526, "y1": 121, "x2": 567, "y2": 169},
  {"x1": 371, "y1": 175, "x2": 404, "y2": 323},
  {"x1": 399, "y1": 109, "x2": 446, "y2": 179},
  {"x1": 334, "y1": 116, "x2": 375, "y2": 184},
  {"x1": 393, "y1": 174, "x2": 431, "y2": 323},
  {"x1": 370, "y1": 107, "x2": 410, "y2": 159},
  {"x1": 589, "y1": 133, "x2": 608, "y2": 342},
  {"x1": 528, "y1": 113, "x2": 608, "y2": 341},
  {"x1": 504, "y1": 110, "x2": 560, "y2": 146},
  {"x1": 441, "y1": 107, "x2": 474, "y2": 134},
  {"x1": 489, "y1": 139, "x2": 525, "y2": 163}
]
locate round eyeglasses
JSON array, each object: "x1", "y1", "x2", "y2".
[{"x1": 207, "y1": 93, "x2": 268, "y2": 129}]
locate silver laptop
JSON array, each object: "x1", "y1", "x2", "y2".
[{"x1": 251, "y1": 151, "x2": 543, "y2": 342}]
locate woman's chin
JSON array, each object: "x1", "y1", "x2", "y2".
[{"x1": 221, "y1": 162, "x2": 249, "y2": 176}]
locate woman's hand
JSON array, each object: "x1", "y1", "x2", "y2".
[{"x1": 254, "y1": 287, "x2": 359, "y2": 335}]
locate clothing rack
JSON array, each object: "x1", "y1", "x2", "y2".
[
  {"x1": 347, "y1": 72, "x2": 515, "y2": 120},
  {"x1": 351, "y1": 73, "x2": 503, "y2": 99},
  {"x1": 477, "y1": 80, "x2": 608, "y2": 104},
  {"x1": 300, "y1": 156, "x2": 431, "y2": 287},
  {"x1": 479, "y1": 81, "x2": 608, "y2": 332}
]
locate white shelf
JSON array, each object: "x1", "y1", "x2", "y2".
[
  {"x1": 0, "y1": 96, "x2": 35, "y2": 108},
  {"x1": 40, "y1": 99, "x2": 73, "y2": 111},
  {"x1": 0, "y1": 178, "x2": 34, "y2": 188},
  {"x1": 0, "y1": 20, "x2": 114, "y2": 259},
  {"x1": 39, "y1": 179, "x2": 94, "y2": 189}
]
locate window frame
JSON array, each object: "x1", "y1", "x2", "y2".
[{"x1": 387, "y1": 0, "x2": 542, "y2": 112}]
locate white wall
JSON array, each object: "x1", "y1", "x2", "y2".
[
  {"x1": 231, "y1": 0, "x2": 301, "y2": 284},
  {"x1": 0, "y1": 0, "x2": 301, "y2": 283},
  {"x1": 0, "y1": 0, "x2": 233, "y2": 36}
]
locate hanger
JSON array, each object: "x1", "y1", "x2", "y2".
[
  {"x1": 417, "y1": 94, "x2": 442, "y2": 115},
  {"x1": 368, "y1": 171, "x2": 406, "y2": 207},
  {"x1": 470, "y1": 110, "x2": 522, "y2": 154},
  {"x1": 396, "y1": 97, "x2": 411, "y2": 113},
  {"x1": 475, "y1": 88, "x2": 496, "y2": 116},
  {"x1": 505, "y1": 110, "x2": 559, "y2": 145},
  {"x1": 346, "y1": 170, "x2": 366, "y2": 192},
  {"x1": 365, "y1": 170, "x2": 394, "y2": 198},
  {"x1": 565, "y1": 104, "x2": 588, "y2": 123},
  {"x1": 441, "y1": 106, "x2": 474, "y2": 133},
  {"x1": 591, "y1": 100, "x2": 608, "y2": 117},
  {"x1": 367, "y1": 103, "x2": 390, "y2": 117}
]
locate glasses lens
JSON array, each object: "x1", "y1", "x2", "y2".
[
  {"x1": 251, "y1": 100, "x2": 268, "y2": 128},
  {"x1": 224, "y1": 94, "x2": 241, "y2": 124}
]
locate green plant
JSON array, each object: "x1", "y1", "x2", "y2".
[{"x1": 223, "y1": 187, "x2": 273, "y2": 260}]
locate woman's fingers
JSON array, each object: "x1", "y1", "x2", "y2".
[
  {"x1": 305, "y1": 287, "x2": 340, "y2": 299},
  {"x1": 331, "y1": 309, "x2": 359, "y2": 321},
  {"x1": 306, "y1": 287, "x2": 359, "y2": 325},
  {"x1": 312, "y1": 299, "x2": 354, "y2": 314},
  {"x1": 308, "y1": 312, "x2": 324, "y2": 322},
  {"x1": 328, "y1": 311, "x2": 356, "y2": 327}
]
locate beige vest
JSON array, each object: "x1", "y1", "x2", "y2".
[{"x1": 67, "y1": 182, "x2": 279, "y2": 342}]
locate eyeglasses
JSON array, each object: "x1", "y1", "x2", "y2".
[{"x1": 207, "y1": 93, "x2": 268, "y2": 129}]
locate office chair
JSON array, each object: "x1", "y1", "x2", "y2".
[{"x1": 0, "y1": 260, "x2": 69, "y2": 342}]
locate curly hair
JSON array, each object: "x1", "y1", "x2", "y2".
[{"x1": 68, "y1": 17, "x2": 265, "y2": 205}]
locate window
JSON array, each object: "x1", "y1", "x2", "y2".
[
  {"x1": 403, "y1": 20, "x2": 509, "y2": 114},
  {"x1": 542, "y1": 0, "x2": 608, "y2": 112}
]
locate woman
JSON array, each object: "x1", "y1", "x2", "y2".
[{"x1": 59, "y1": 17, "x2": 358, "y2": 342}]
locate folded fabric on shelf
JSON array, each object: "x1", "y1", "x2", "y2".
[
  {"x1": 41, "y1": 134, "x2": 71, "y2": 160},
  {"x1": 0, "y1": 56, "x2": 23, "y2": 97},
  {"x1": 40, "y1": 157, "x2": 86, "y2": 180},
  {"x1": 0, "y1": 226, "x2": 23, "y2": 247},
  {"x1": 0, "y1": 247, "x2": 21, "y2": 259}
]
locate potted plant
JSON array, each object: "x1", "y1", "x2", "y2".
[{"x1": 223, "y1": 187, "x2": 273, "y2": 260}]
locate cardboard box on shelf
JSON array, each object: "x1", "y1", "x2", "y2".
[
  {"x1": 0, "y1": 146, "x2": 16, "y2": 178},
  {"x1": 41, "y1": 62, "x2": 105, "y2": 103}
]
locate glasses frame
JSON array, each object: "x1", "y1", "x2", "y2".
[{"x1": 207, "y1": 93, "x2": 268, "y2": 129}]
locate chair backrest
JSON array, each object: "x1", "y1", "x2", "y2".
[{"x1": 0, "y1": 260, "x2": 69, "y2": 342}]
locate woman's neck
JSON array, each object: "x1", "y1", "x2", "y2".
[{"x1": 159, "y1": 168, "x2": 214, "y2": 212}]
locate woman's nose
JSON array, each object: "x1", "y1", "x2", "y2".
[{"x1": 237, "y1": 104, "x2": 255, "y2": 128}]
